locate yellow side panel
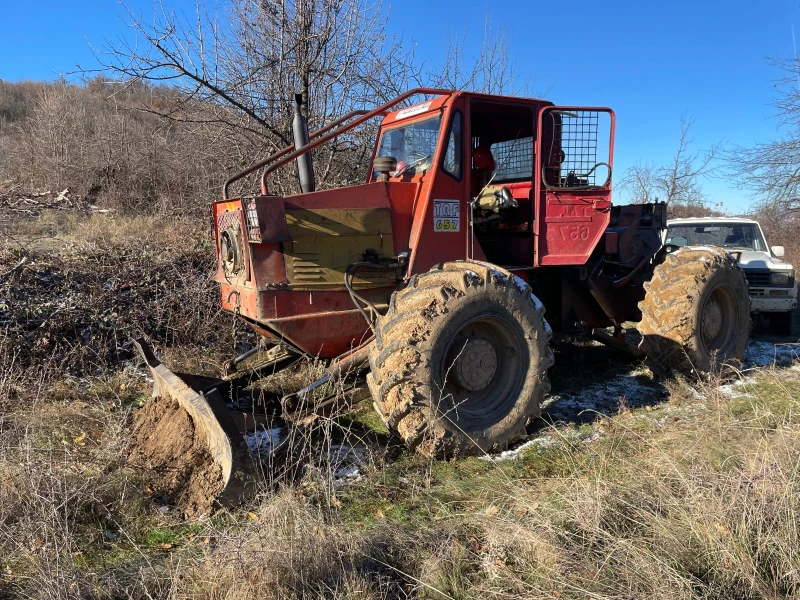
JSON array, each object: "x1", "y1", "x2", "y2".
[{"x1": 283, "y1": 207, "x2": 396, "y2": 290}]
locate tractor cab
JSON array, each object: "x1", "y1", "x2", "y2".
[{"x1": 369, "y1": 93, "x2": 615, "y2": 271}]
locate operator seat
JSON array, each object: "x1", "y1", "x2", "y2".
[{"x1": 471, "y1": 145, "x2": 496, "y2": 197}]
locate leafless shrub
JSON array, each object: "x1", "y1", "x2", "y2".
[
  {"x1": 726, "y1": 57, "x2": 800, "y2": 213},
  {"x1": 431, "y1": 16, "x2": 531, "y2": 95},
  {"x1": 0, "y1": 79, "x2": 234, "y2": 215},
  {"x1": 0, "y1": 212, "x2": 234, "y2": 380}
]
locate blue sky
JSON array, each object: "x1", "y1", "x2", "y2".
[{"x1": 1, "y1": 0, "x2": 797, "y2": 213}]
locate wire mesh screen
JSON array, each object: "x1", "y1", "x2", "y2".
[
  {"x1": 490, "y1": 136, "x2": 533, "y2": 181},
  {"x1": 543, "y1": 110, "x2": 611, "y2": 189}
]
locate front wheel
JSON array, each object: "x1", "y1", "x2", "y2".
[
  {"x1": 638, "y1": 246, "x2": 750, "y2": 375},
  {"x1": 367, "y1": 261, "x2": 554, "y2": 457}
]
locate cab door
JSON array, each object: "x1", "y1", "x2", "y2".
[
  {"x1": 534, "y1": 107, "x2": 615, "y2": 266},
  {"x1": 407, "y1": 98, "x2": 469, "y2": 274}
]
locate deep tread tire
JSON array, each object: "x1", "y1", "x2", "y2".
[
  {"x1": 638, "y1": 246, "x2": 750, "y2": 375},
  {"x1": 367, "y1": 261, "x2": 554, "y2": 457}
]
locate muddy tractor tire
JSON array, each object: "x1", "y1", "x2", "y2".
[
  {"x1": 367, "y1": 261, "x2": 554, "y2": 457},
  {"x1": 638, "y1": 246, "x2": 750, "y2": 375}
]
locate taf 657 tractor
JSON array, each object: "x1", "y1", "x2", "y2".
[{"x1": 133, "y1": 88, "x2": 750, "y2": 512}]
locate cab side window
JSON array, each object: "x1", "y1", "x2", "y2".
[{"x1": 442, "y1": 111, "x2": 463, "y2": 180}]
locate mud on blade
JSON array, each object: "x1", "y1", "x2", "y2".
[{"x1": 129, "y1": 339, "x2": 262, "y2": 517}]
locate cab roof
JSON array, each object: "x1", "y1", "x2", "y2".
[{"x1": 380, "y1": 91, "x2": 554, "y2": 127}]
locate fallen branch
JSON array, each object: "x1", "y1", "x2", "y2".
[{"x1": 0, "y1": 256, "x2": 28, "y2": 283}]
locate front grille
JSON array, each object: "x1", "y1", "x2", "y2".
[{"x1": 745, "y1": 271, "x2": 770, "y2": 287}]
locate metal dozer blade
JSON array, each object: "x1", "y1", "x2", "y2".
[{"x1": 129, "y1": 338, "x2": 297, "y2": 517}]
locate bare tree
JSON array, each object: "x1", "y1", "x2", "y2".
[
  {"x1": 430, "y1": 16, "x2": 529, "y2": 95},
  {"x1": 619, "y1": 116, "x2": 719, "y2": 209},
  {"x1": 88, "y1": 0, "x2": 420, "y2": 195},
  {"x1": 727, "y1": 57, "x2": 800, "y2": 212}
]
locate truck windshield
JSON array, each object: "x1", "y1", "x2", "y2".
[
  {"x1": 374, "y1": 115, "x2": 442, "y2": 177},
  {"x1": 666, "y1": 223, "x2": 767, "y2": 251}
]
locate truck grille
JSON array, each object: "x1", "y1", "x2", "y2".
[{"x1": 745, "y1": 272, "x2": 771, "y2": 287}]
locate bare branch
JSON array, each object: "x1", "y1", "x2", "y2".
[{"x1": 620, "y1": 115, "x2": 718, "y2": 207}]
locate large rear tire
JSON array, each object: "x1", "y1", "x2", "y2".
[
  {"x1": 367, "y1": 261, "x2": 554, "y2": 457},
  {"x1": 638, "y1": 246, "x2": 750, "y2": 375}
]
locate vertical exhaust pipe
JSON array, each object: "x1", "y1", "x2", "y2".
[{"x1": 292, "y1": 93, "x2": 316, "y2": 193}]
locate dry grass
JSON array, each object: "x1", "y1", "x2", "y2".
[
  {"x1": 466, "y1": 370, "x2": 800, "y2": 599},
  {"x1": 3, "y1": 210, "x2": 800, "y2": 599}
]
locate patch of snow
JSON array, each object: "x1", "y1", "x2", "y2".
[
  {"x1": 582, "y1": 431, "x2": 603, "y2": 444},
  {"x1": 333, "y1": 464, "x2": 362, "y2": 483},
  {"x1": 718, "y1": 377, "x2": 756, "y2": 398},
  {"x1": 244, "y1": 428, "x2": 283, "y2": 457},
  {"x1": 490, "y1": 268, "x2": 507, "y2": 282},
  {"x1": 686, "y1": 386, "x2": 706, "y2": 401},
  {"x1": 542, "y1": 372, "x2": 664, "y2": 424},
  {"x1": 512, "y1": 274, "x2": 529, "y2": 293},
  {"x1": 464, "y1": 270, "x2": 480, "y2": 280},
  {"x1": 483, "y1": 435, "x2": 557, "y2": 462},
  {"x1": 745, "y1": 341, "x2": 800, "y2": 367},
  {"x1": 323, "y1": 444, "x2": 367, "y2": 485}
]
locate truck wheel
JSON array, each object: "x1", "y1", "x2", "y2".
[
  {"x1": 367, "y1": 261, "x2": 554, "y2": 457},
  {"x1": 768, "y1": 312, "x2": 792, "y2": 336},
  {"x1": 638, "y1": 246, "x2": 750, "y2": 375}
]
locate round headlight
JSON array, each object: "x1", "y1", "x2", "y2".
[{"x1": 770, "y1": 272, "x2": 790, "y2": 285}]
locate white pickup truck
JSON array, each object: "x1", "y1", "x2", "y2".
[{"x1": 665, "y1": 217, "x2": 797, "y2": 334}]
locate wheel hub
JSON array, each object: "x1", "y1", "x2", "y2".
[
  {"x1": 702, "y1": 299, "x2": 723, "y2": 341},
  {"x1": 453, "y1": 338, "x2": 497, "y2": 392}
]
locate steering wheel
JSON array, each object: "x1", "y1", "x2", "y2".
[{"x1": 394, "y1": 153, "x2": 431, "y2": 177}]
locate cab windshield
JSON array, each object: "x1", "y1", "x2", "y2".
[
  {"x1": 374, "y1": 115, "x2": 442, "y2": 177},
  {"x1": 666, "y1": 223, "x2": 767, "y2": 251}
]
